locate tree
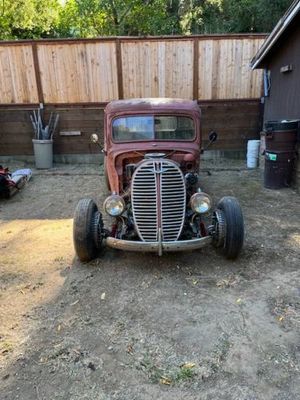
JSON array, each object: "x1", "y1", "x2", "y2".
[
  {"x1": 0, "y1": 0, "x2": 295, "y2": 39},
  {"x1": 57, "y1": 0, "x2": 178, "y2": 37},
  {"x1": 164, "y1": 0, "x2": 293, "y2": 34},
  {"x1": 198, "y1": 0, "x2": 293, "y2": 33},
  {"x1": 0, "y1": 0, "x2": 61, "y2": 39}
]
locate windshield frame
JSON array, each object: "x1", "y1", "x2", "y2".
[{"x1": 111, "y1": 114, "x2": 197, "y2": 143}]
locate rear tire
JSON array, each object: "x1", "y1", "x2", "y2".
[
  {"x1": 73, "y1": 198, "x2": 103, "y2": 262},
  {"x1": 213, "y1": 196, "x2": 244, "y2": 260}
]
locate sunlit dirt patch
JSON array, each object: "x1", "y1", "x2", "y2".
[
  {"x1": 0, "y1": 219, "x2": 74, "y2": 369},
  {"x1": 288, "y1": 232, "x2": 300, "y2": 250}
]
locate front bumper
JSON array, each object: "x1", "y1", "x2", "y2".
[{"x1": 106, "y1": 235, "x2": 212, "y2": 255}]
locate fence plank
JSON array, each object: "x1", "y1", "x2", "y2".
[
  {"x1": 37, "y1": 42, "x2": 118, "y2": 103},
  {"x1": 198, "y1": 37, "x2": 265, "y2": 100},
  {"x1": 0, "y1": 45, "x2": 38, "y2": 103},
  {"x1": 122, "y1": 40, "x2": 194, "y2": 99}
]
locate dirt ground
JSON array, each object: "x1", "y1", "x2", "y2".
[{"x1": 0, "y1": 159, "x2": 299, "y2": 400}]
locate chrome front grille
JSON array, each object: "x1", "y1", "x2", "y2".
[
  {"x1": 160, "y1": 165, "x2": 186, "y2": 241},
  {"x1": 131, "y1": 164, "x2": 158, "y2": 242},
  {"x1": 131, "y1": 159, "x2": 186, "y2": 242}
]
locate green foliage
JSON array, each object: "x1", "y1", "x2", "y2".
[
  {"x1": 0, "y1": 0, "x2": 61, "y2": 39},
  {"x1": 0, "y1": 0, "x2": 295, "y2": 39},
  {"x1": 173, "y1": 364, "x2": 196, "y2": 381},
  {"x1": 56, "y1": 0, "x2": 178, "y2": 37},
  {"x1": 198, "y1": 0, "x2": 293, "y2": 33}
]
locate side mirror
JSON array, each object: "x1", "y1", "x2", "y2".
[
  {"x1": 201, "y1": 130, "x2": 218, "y2": 154},
  {"x1": 209, "y1": 131, "x2": 218, "y2": 142},
  {"x1": 90, "y1": 133, "x2": 99, "y2": 144},
  {"x1": 90, "y1": 133, "x2": 105, "y2": 153}
]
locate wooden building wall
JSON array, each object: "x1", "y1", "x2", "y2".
[
  {"x1": 255, "y1": 16, "x2": 300, "y2": 190},
  {"x1": 263, "y1": 18, "x2": 300, "y2": 121}
]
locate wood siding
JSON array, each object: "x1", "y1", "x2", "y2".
[
  {"x1": 0, "y1": 100, "x2": 261, "y2": 155},
  {"x1": 0, "y1": 35, "x2": 265, "y2": 105},
  {"x1": 263, "y1": 18, "x2": 300, "y2": 121}
]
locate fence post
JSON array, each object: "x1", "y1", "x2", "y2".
[
  {"x1": 193, "y1": 37, "x2": 199, "y2": 101},
  {"x1": 116, "y1": 39, "x2": 124, "y2": 100},
  {"x1": 32, "y1": 43, "x2": 44, "y2": 104}
]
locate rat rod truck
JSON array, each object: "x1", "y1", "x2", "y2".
[{"x1": 73, "y1": 98, "x2": 244, "y2": 262}]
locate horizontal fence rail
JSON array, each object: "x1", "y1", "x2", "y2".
[{"x1": 0, "y1": 35, "x2": 265, "y2": 105}]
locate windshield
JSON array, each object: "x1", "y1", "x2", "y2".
[{"x1": 112, "y1": 115, "x2": 195, "y2": 142}]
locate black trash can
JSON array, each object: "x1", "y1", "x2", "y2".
[
  {"x1": 264, "y1": 151, "x2": 296, "y2": 189},
  {"x1": 263, "y1": 120, "x2": 299, "y2": 189}
]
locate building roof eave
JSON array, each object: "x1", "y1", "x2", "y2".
[{"x1": 251, "y1": 0, "x2": 300, "y2": 69}]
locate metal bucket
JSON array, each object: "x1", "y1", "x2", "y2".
[
  {"x1": 264, "y1": 120, "x2": 298, "y2": 152},
  {"x1": 32, "y1": 139, "x2": 53, "y2": 169},
  {"x1": 264, "y1": 151, "x2": 296, "y2": 189},
  {"x1": 263, "y1": 120, "x2": 299, "y2": 189}
]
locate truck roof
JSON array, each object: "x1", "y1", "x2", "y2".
[{"x1": 105, "y1": 98, "x2": 200, "y2": 115}]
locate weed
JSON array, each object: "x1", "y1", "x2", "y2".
[
  {"x1": 54, "y1": 256, "x2": 64, "y2": 262},
  {"x1": 138, "y1": 355, "x2": 197, "y2": 385},
  {"x1": 0, "y1": 339, "x2": 14, "y2": 354},
  {"x1": 139, "y1": 356, "x2": 165, "y2": 383},
  {"x1": 173, "y1": 365, "x2": 196, "y2": 382}
]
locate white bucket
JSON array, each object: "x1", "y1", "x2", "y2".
[{"x1": 247, "y1": 140, "x2": 260, "y2": 168}]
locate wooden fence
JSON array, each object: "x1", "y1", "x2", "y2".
[
  {"x1": 0, "y1": 100, "x2": 262, "y2": 156},
  {"x1": 0, "y1": 35, "x2": 265, "y2": 105}
]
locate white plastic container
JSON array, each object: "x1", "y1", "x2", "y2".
[
  {"x1": 32, "y1": 139, "x2": 53, "y2": 169},
  {"x1": 247, "y1": 140, "x2": 260, "y2": 168}
]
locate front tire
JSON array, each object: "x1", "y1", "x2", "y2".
[
  {"x1": 73, "y1": 198, "x2": 103, "y2": 262},
  {"x1": 213, "y1": 196, "x2": 244, "y2": 260}
]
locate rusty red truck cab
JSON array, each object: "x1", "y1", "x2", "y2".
[
  {"x1": 104, "y1": 98, "x2": 201, "y2": 193},
  {"x1": 73, "y1": 98, "x2": 244, "y2": 262}
]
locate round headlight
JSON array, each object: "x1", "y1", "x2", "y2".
[
  {"x1": 190, "y1": 192, "x2": 212, "y2": 214},
  {"x1": 104, "y1": 195, "x2": 125, "y2": 217}
]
